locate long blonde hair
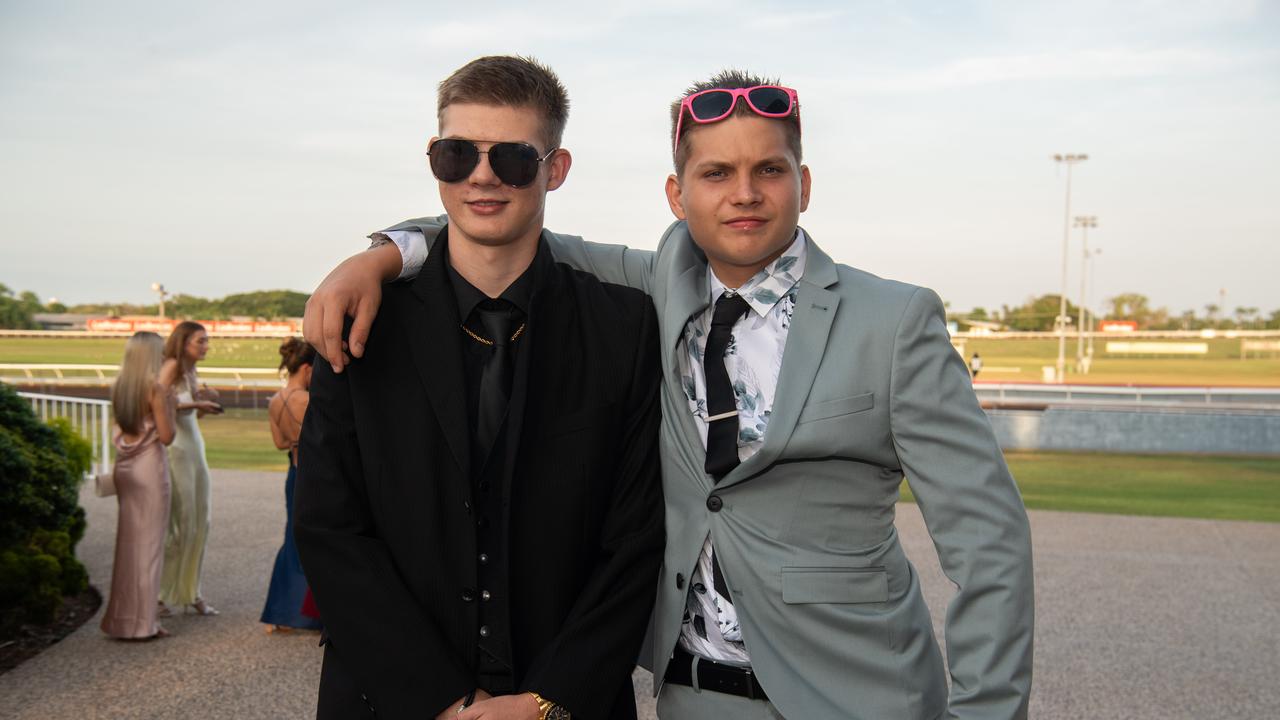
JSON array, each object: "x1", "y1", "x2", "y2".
[{"x1": 112, "y1": 331, "x2": 165, "y2": 434}]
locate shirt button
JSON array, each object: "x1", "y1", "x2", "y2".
[
  {"x1": 676, "y1": 573, "x2": 685, "y2": 590},
  {"x1": 706, "y1": 495, "x2": 724, "y2": 512},
  {"x1": 461, "y1": 588, "x2": 475, "y2": 602},
  {"x1": 463, "y1": 500, "x2": 471, "y2": 512},
  {"x1": 479, "y1": 553, "x2": 489, "y2": 564},
  {"x1": 481, "y1": 590, "x2": 491, "y2": 602},
  {"x1": 693, "y1": 582, "x2": 707, "y2": 595},
  {"x1": 479, "y1": 626, "x2": 490, "y2": 638}
]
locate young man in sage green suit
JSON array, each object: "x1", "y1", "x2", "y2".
[{"x1": 305, "y1": 70, "x2": 1034, "y2": 720}]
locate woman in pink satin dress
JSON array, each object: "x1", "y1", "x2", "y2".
[{"x1": 100, "y1": 331, "x2": 177, "y2": 640}]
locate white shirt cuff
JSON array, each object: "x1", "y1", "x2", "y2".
[{"x1": 371, "y1": 229, "x2": 428, "y2": 281}]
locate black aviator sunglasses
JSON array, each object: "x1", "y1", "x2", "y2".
[{"x1": 427, "y1": 138, "x2": 557, "y2": 188}]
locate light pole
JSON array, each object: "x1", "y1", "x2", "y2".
[
  {"x1": 1053, "y1": 153, "x2": 1087, "y2": 382},
  {"x1": 1087, "y1": 246, "x2": 1101, "y2": 359},
  {"x1": 151, "y1": 282, "x2": 168, "y2": 318},
  {"x1": 1074, "y1": 215, "x2": 1097, "y2": 371}
]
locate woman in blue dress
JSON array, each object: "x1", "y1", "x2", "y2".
[{"x1": 261, "y1": 337, "x2": 323, "y2": 632}]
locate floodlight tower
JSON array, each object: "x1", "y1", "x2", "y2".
[
  {"x1": 1074, "y1": 215, "x2": 1098, "y2": 370},
  {"x1": 1087, "y1": 246, "x2": 1102, "y2": 358},
  {"x1": 151, "y1": 282, "x2": 168, "y2": 318},
  {"x1": 1053, "y1": 153, "x2": 1088, "y2": 382}
]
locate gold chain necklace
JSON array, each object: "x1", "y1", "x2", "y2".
[{"x1": 461, "y1": 322, "x2": 526, "y2": 346}]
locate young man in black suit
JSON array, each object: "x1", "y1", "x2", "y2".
[{"x1": 294, "y1": 56, "x2": 664, "y2": 720}]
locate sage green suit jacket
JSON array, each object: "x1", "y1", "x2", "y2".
[{"x1": 391, "y1": 217, "x2": 1034, "y2": 720}]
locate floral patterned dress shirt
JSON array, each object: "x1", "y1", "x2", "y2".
[{"x1": 676, "y1": 230, "x2": 807, "y2": 665}]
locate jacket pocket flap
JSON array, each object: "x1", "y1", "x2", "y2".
[
  {"x1": 782, "y1": 566, "x2": 888, "y2": 604},
  {"x1": 797, "y1": 392, "x2": 875, "y2": 424}
]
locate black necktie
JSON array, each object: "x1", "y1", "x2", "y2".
[
  {"x1": 703, "y1": 292, "x2": 750, "y2": 609},
  {"x1": 475, "y1": 300, "x2": 519, "y2": 461},
  {"x1": 703, "y1": 292, "x2": 750, "y2": 479}
]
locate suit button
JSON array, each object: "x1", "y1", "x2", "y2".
[
  {"x1": 676, "y1": 573, "x2": 685, "y2": 590},
  {"x1": 461, "y1": 588, "x2": 475, "y2": 602},
  {"x1": 478, "y1": 553, "x2": 489, "y2": 564},
  {"x1": 479, "y1": 625, "x2": 491, "y2": 638},
  {"x1": 706, "y1": 495, "x2": 724, "y2": 512},
  {"x1": 481, "y1": 590, "x2": 491, "y2": 602}
]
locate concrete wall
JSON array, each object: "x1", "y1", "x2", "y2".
[{"x1": 986, "y1": 406, "x2": 1280, "y2": 455}]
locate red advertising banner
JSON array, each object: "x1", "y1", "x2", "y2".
[
  {"x1": 1099, "y1": 320, "x2": 1138, "y2": 333},
  {"x1": 84, "y1": 318, "x2": 302, "y2": 336}
]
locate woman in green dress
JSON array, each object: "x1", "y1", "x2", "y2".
[{"x1": 158, "y1": 321, "x2": 223, "y2": 616}]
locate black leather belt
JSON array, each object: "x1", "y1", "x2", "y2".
[{"x1": 664, "y1": 646, "x2": 769, "y2": 701}]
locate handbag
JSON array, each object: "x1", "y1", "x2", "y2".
[{"x1": 94, "y1": 469, "x2": 117, "y2": 497}]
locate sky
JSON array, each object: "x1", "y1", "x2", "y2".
[{"x1": 1, "y1": 0, "x2": 1277, "y2": 316}]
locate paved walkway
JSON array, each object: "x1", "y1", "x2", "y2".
[{"x1": 1, "y1": 470, "x2": 1276, "y2": 719}]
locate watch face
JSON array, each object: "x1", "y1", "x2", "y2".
[{"x1": 546, "y1": 706, "x2": 571, "y2": 720}]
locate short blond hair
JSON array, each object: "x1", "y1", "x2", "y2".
[
  {"x1": 111, "y1": 332, "x2": 164, "y2": 435},
  {"x1": 437, "y1": 55, "x2": 570, "y2": 152}
]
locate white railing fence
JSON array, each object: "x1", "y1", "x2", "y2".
[
  {"x1": 974, "y1": 383, "x2": 1280, "y2": 409},
  {"x1": 18, "y1": 391, "x2": 113, "y2": 475},
  {"x1": 0, "y1": 364, "x2": 282, "y2": 388}
]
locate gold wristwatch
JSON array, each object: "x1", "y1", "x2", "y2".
[{"x1": 529, "y1": 692, "x2": 570, "y2": 720}]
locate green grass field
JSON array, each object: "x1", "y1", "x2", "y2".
[
  {"x1": 201, "y1": 408, "x2": 291, "y2": 471},
  {"x1": 0, "y1": 337, "x2": 284, "y2": 367},
  {"x1": 898, "y1": 452, "x2": 1280, "y2": 523},
  {"x1": 4, "y1": 335, "x2": 1277, "y2": 386},
  {"x1": 200, "y1": 409, "x2": 1280, "y2": 523},
  {"x1": 961, "y1": 337, "x2": 1280, "y2": 386}
]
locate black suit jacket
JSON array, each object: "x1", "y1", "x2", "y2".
[{"x1": 295, "y1": 234, "x2": 664, "y2": 719}]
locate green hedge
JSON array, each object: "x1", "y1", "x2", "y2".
[{"x1": 0, "y1": 384, "x2": 91, "y2": 635}]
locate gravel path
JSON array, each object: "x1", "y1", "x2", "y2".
[{"x1": 1, "y1": 470, "x2": 1276, "y2": 719}]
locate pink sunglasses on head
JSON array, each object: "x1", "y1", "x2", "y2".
[{"x1": 673, "y1": 85, "x2": 800, "y2": 153}]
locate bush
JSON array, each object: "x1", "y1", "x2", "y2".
[{"x1": 0, "y1": 384, "x2": 90, "y2": 634}]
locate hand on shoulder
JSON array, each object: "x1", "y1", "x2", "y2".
[{"x1": 303, "y1": 243, "x2": 401, "y2": 373}]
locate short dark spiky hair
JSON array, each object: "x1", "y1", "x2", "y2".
[
  {"x1": 437, "y1": 55, "x2": 570, "y2": 152},
  {"x1": 669, "y1": 69, "x2": 802, "y2": 175}
]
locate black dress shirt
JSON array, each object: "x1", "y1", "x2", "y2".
[{"x1": 445, "y1": 234, "x2": 550, "y2": 692}]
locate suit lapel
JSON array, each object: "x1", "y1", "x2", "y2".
[
  {"x1": 717, "y1": 234, "x2": 840, "y2": 489},
  {"x1": 660, "y1": 232, "x2": 714, "y2": 482},
  {"x1": 402, "y1": 226, "x2": 470, "y2": 478}
]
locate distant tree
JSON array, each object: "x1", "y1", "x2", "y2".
[
  {"x1": 1233, "y1": 306, "x2": 1260, "y2": 329},
  {"x1": 1179, "y1": 309, "x2": 1198, "y2": 331},
  {"x1": 1003, "y1": 294, "x2": 1080, "y2": 332},
  {"x1": 970, "y1": 307, "x2": 989, "y2": 321},
  {"x1": 218, "y1": 290, "x2": 309, "y2": 320},
  {"x1": 45, "y1": 301, "x2": 68, "y2": 314},
  {"x1": 1268, "y1": 309, "x2": 1280, "y2": 330},
  {"x1": 1105, "y1": 292, "x2": 1172, "y2": 330},
  {"x1": 1204, "y1": 304, "x2": 1220, "y2": 323},
  {"x1": 0, "y1": 283, "x2": 38, "y2": 329},
  {"x1": 1107, "y1": 293, "x2": 1150, "y2": 320}
]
